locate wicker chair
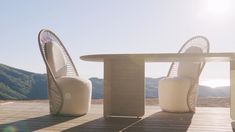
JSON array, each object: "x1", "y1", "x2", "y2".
[
  {"x1": 38, "y1": 29, "x2": 92, "y2": 116},
  {"x1": 158, "y1": 36, "x2": 209, "y2": 112}
]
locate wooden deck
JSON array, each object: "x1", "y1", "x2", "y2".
[{"x1": 0, "y1": 101, "x2": 234, "y2": 132}]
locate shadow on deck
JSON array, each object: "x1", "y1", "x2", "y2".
[{"x1": 0, "y1": 101, "x2": 234, "y2": 132}]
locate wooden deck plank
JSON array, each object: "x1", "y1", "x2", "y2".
[{"x1": 0, "y1": 101, "x2": 234, "y2": 132}]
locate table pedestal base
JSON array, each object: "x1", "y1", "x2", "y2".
[{"x1": 104, "y1": 58, "x2": 145, "y2": 117}]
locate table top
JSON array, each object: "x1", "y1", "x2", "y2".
[{"x1": 80, "y1": 52, "x2": 235, "y2": 62}]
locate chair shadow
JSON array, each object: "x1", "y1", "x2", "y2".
[
  {"x1": 123, "y1": 111, "x2": 194, "y2": 132},
  {"x1": 0, "y1": 115, "x2": 76, "y2": 132},
  {"x1": 62, "y1": 117, "x2": 141, "y2": 132}
]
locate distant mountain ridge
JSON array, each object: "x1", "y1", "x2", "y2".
[
  {"x1": 0, "y1": 64, "x2": 47, "y2": 99},
  {"x1": 0, "y1": 63, "x2": 230, "y2": 100}
]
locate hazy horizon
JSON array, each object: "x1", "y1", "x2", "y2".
[{"x1": 0, "y1": 62, "x2": 230, "y2": 89}]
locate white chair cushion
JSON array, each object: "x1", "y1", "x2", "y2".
[
  {"x1": 45, "y1": 41, "x2": 67, "y2": 78},
  {"x1": 158, "y1": 77, "x2": 192, "y2": 112},
  {"x1": 177, "y1": 46, "x2": 202, "y2": 79},
  {"x1": 56, "y1": 76, "x2": 92, "y2": 115}
]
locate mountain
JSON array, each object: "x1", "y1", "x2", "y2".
[
  {"x1": 145, "y1": 78, "x2": 230, "y2": 98},
  {"x1": 0, "y1": 63, "x2": 230, "y2": 100},
  {"x1": 0, "y1": 64, "x2": 48, "y2": 99},
  {"x1": 198, "y1": 85, "x2": 229, "y2": 97},
  {"x1": 90, "y1": 77, "x2": 103, "y2": 99}
]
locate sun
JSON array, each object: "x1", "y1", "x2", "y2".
[{"x1": 206, "y1": 0, "x2": 231, "y2": 16}]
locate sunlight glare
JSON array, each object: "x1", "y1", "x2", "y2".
[
  {"x1": 200, "y1": 79, "x2": 230, "y2": 88},
  {"x1": 206, "y1": 0, "x2": 231, "y2": 16}
]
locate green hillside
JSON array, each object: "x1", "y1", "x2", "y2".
[{"x1": 0, "y1": 64, "x2": 48, "y2": 99}]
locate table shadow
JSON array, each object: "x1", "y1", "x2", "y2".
[
  {"x1": 63, "y1": 112, "x2": 193, "y2": 132},
  {"x1": 62, "y1": 117, "x2": 141, "y2": 132}
]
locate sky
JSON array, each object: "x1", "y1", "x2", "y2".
[{"x1": 1, "y1": 0, "x2": 235, "y2": 87}]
